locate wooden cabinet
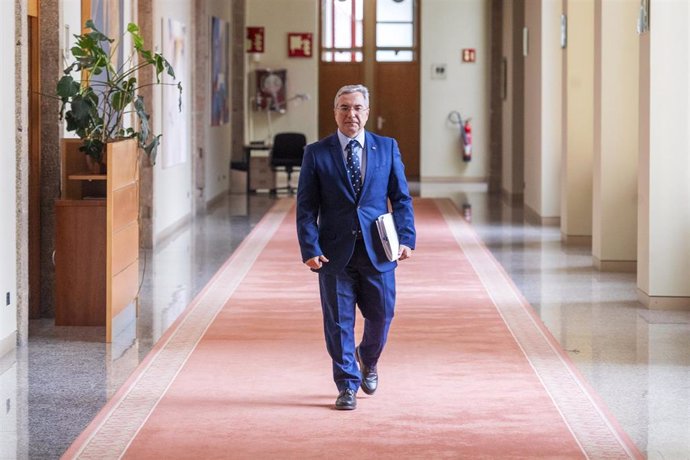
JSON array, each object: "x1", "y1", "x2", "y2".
[
  {"x1": 55, "y1": 139, "x2": 140, "y2": 342},
  {"x1": 55, "y1": 200, "x2": 106, "y2": 326}
]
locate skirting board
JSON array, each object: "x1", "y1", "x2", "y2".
[
  {"x1": 524, "y1": 203, "x2": 560, "y2": 226},
  {"x1": 593, "y1": 256, "x2": 636, "y2": 273},
  {"x1": 0, "y1": 331, "x2": 17, "y2": 360},
  {"x1": 561, "y1": 233, "x2": 592, "y2": 245},
  {"x1": 421, "y1": 176, "x2": 486, "y2": 183},
  {"x1": 153, "y1": 212, "x2": 192, "y2": 248},
  {"x1": 638, "y1": 289, "x2": 690, "y2": 310}
]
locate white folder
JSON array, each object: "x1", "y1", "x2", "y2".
[{"x1": 376, "y1": 212, "x2": 400, "y2": 262}]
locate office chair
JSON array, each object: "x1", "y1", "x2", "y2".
[{"x1": 270, "y1": 132, "x2": 306, "y2": 194}]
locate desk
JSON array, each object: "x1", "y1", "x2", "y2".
[{"x1": 231, "y1": 143, "x2": 273, "y2": 193}]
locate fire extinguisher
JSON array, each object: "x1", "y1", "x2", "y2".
[{"x1": 462, "y1": 119, "x2": 472, "y2": 162}]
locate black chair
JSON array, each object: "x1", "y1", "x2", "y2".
[{"x1": 270, "y1": 132, "x2": 306, "y2": 194}]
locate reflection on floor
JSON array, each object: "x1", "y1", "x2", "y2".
[{"x1": 2, "y1": 184, "x2": 690, "y2": 458}]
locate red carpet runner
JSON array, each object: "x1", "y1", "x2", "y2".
[{"x1": 63, "y1": 198, "x2": 642, "y2": 459}]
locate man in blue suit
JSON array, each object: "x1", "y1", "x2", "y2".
[{"x1": 296, "y1": 84, "x2": 416, "y2": 410}]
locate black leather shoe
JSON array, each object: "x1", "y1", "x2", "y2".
[
  {"x1": 335, "y1": 388, "x2": 357, "y2": 410},
  {"x1": 356, "y1": 347, "x2": 378, "y2": 395}
]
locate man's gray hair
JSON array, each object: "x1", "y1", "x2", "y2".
[{"x1": 334, "y1": 84, "x2": 370, "y2": 108}]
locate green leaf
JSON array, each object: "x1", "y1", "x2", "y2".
[
  {"x1": 134, "y1": 96, "x2": 150, "y2": 141},
  {"x1": 111, "y1": 90, "x2": 132, "y2": 111},
  {"x1": 70, "y1": 46, "x2": 86, "y2": 57},
  {"x1": 56, "y1": 76, "x2": 80, "y2": 98},
  {"x1": 84, "y1": 19, "x2": 113, "y2": 43},
  {"x1": 162, "y1": 56, "x2": 176, "y2": 79},
  {"x1": 139, "y1": 49, "x2": 153, "y2": 62},
  {"x1": 143, "y1": 134, "x2": 162, "y2": 165}
]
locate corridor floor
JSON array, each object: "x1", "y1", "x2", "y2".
[{"x1": 4, "y1": 184, "x2": 690, "y2": 458}]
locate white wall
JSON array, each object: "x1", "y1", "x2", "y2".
[
  {"x1": 204, "y1": 1, "x2": 233, "y2": 203},
  {"x1": 61, "y1": 0, "x2": 81, "y2": 139},
  {"x1": 153, "y1": 0, "x2": 193, "y2": 239},
  {"x1": 0, "y1": 0, "x2": 17, "y2": 356},
  {"x1": 421, "y1": 0, "x2": 490, "y2": 181},
  {"x1": 245, "y1": 0, "x2": 319, "y2": 144}
]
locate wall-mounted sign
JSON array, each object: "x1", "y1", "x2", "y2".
[
  {"x1": 431, "y1": 63, "x2": 447, "y2": 80},
  {"x1": 462, "y1": 48, "x2": 476, "y2": 63},
  {"x1": 246, "y1": 26, "x2": 264, "y2": 53},
  {"x1": 288, "y1": 33, "x2": 313, "y2": 58}
]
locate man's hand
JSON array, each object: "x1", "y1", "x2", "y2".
[
  {"x1": 305, "y1": 255, "x2": 329, "y2": 270},
  {"x1": 398, "y1": 245, "x2": 412, "y2": 261}
]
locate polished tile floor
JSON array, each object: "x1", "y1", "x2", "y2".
[{"x1": 2, "y1": 184, "x2": 690, "y2": 458}]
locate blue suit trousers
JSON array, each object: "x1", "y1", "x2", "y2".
[{"x1": 318, "y1": 239, "x2": 396, "y2": 392}]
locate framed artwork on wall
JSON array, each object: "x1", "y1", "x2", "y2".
[
  {"x1": 211, "y1": 16, "x2": 230, "y2": 126},
  {"x1": 162, "y1": 18, "x2": 187, "y2": 168}
]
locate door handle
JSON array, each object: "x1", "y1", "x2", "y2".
[{"x1": 377, "y1": 115, "x2": 386, "y2": 131}]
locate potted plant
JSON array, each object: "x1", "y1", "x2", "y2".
[{"x1": 56, "y1": 19, "x2": 182, "y2": 167}]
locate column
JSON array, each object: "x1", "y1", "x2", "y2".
[
  {"x1": 591, "y1": 0, "x2": 639, "y2": 271},
  {"x1": 637, "y1": 0, "x2": 690, "y2": 308},
  {"x1": 561, "y1": 0, "x2": 594, "y2": 242}
]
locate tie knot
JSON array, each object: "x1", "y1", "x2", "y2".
[{"x1": 347, "y1": 139, "x2": 359, "y2": 152}]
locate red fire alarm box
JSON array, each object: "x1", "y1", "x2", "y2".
[
  {"x1": 287, "y1": 33, "x2": 313, "y2": 58},
  {"x1": 246, "y1": 27, "x2": 265, "y2": 53}
]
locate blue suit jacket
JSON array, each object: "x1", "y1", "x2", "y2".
[{"x1": 296, "y1": 131, "x2": 416, "y2": 274}]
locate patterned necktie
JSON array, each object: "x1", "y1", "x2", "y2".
[{"x1": 346, "y1": 139, "x2": 362, "y2": 198}]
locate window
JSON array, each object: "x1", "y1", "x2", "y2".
[
  {"x1": 376, "y1": 0, "x2": 416, "y2": 62},
  {"x1": 320, "y1": 0, "x2": 416, "y2": 63},
  {"x1": 321, "y1": 0, "x2": 364, "y2": 62}
]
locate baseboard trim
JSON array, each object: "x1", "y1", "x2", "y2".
[
  {"x1": 524, "y1": 204, "x2": 560, "y2": 227},
  {"x1": 154, "y1": 213, "x2": 192, "y2": 248},
  {"x1": 206, "y1": 190, "x2": 227, "y2": 209},
  {"x1": 593, "y1": 256, "x2": 636, "y2": 273},
  {"x1": 637, "y1": 289, "x2": 690, "y2": 310},
  {"x1": 421, "y1": 176, "x2": 487, "y2": 183},
  {"x1": 561, "y1": 233, "x2": 592, "y2": 245},
  {"x1": 0, "y1": 331, "x2": 17, "y2": 360}
]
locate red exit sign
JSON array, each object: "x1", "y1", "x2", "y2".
[{"x1": 462, "y1": 48, "x2": 476, "y2": 63}]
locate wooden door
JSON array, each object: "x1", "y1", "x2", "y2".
[
  {"x1": 318, "y1": 63, "x2": 364, "y2": 138},
  {"x1": 375, "y1": 62, "x2": 420, "y2": 178},
  {"x1": 318, "y1": 0, "x2": 420, "y2": 179}
]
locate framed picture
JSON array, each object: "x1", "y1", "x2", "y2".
[
  {"x1": 162, "y1": 18, "x2": 187, "y2": 169},
  {"x1": 211, "y1": 16, "x2": 230, "y2": 126},
  {"x1": 254, "y1": 69, "x2": 287, "y2": 112}
]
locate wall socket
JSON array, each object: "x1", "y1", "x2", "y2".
[{"x1": 5, "y1": 292, "x2": 9, "y2": 306}]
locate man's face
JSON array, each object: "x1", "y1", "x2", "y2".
[{"x1": 334, "y1": 92, "x2": 370, "y2": 138}]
